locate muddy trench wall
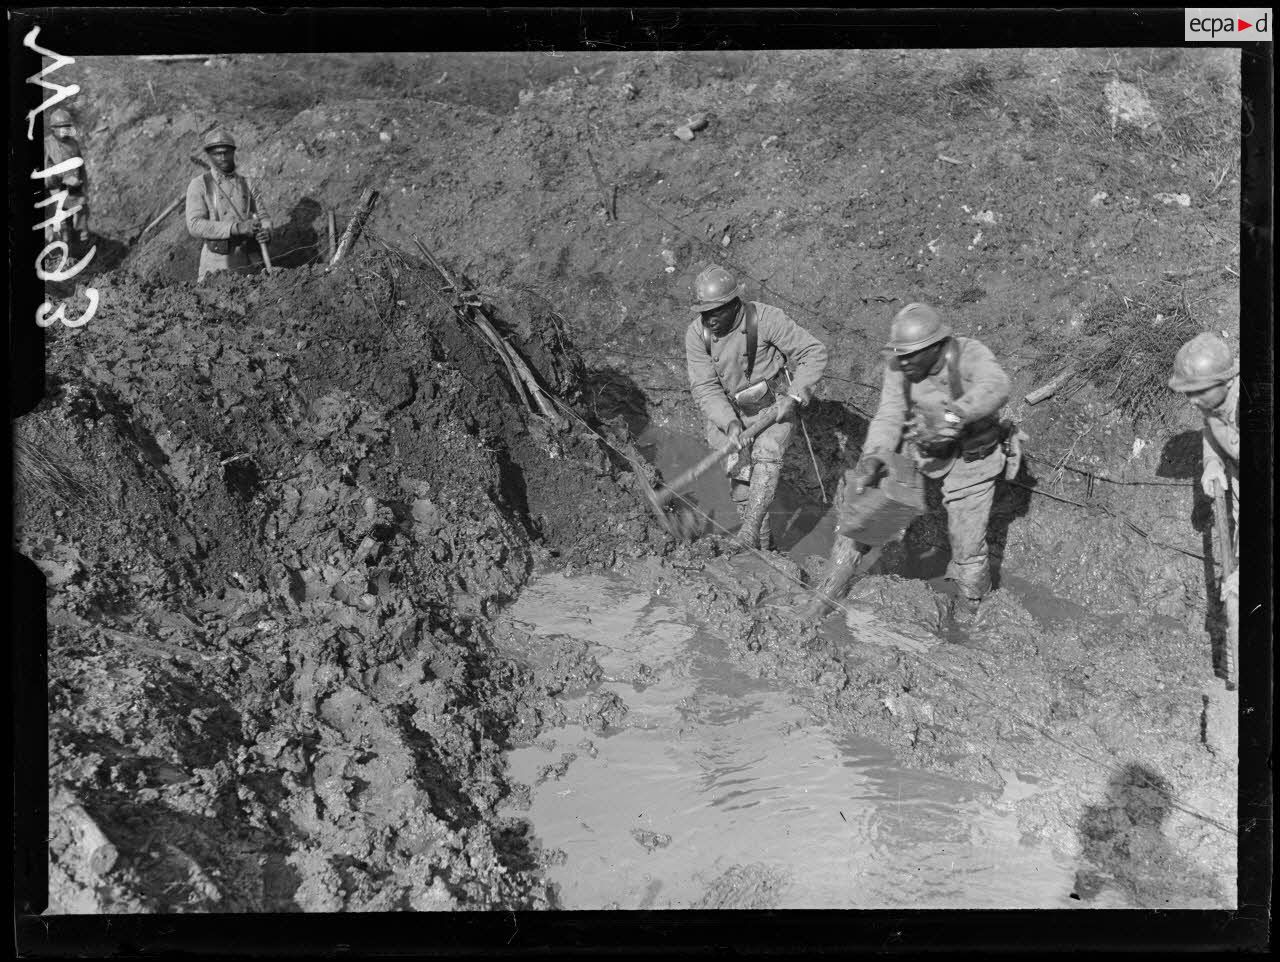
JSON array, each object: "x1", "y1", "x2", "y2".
[{"x1": 19, "y1": 47, "x2": 1245, "y2": 914}]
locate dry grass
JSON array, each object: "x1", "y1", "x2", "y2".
[
  {"x1": 1059, "y1": 292, "x2": 1206, "y2": 426},
  {"x1": 14, "y1": 433, "x2": 103, "y2": 509}
]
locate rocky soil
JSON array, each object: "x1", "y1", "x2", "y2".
[{"x1": 21, "y1": 48, "x2": 1241, "y2": 910}]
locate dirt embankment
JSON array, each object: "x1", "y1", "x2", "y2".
[
  {"x1": 25, "y1": 48, "x2": 1241, "y2": 910},
  {"x1": 22, "y1": 254, "x2": 667, "y2": 912}
]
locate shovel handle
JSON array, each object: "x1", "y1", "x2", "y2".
[
  {"x1": 1213, "y1": 489, "x2": 1235, "y2": 579},
  {"x1": 655, "y1": 410, "x2": 779, "y2": 507}
]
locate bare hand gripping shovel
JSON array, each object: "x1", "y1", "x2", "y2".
[{"x1": 636, "y1": 410, "x2": 779, "y2": 541}]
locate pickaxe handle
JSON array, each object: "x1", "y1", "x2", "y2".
[{"x1": 654, "y1": 409, "x2": 779, "y2": 508}]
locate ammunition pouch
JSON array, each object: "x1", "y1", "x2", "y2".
[
  {"x1": 206, "y1": 235, "x2": 247, "y2": 256},
  {"x1": 959, "y1": 421, "x2": 1003, "y2": 462},
  {"x1": 731, "y1": 374, "x2": 783, "y2": 417}
]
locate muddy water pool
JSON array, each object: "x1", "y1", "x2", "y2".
[{"x1": 500, "y1": 571, "x2": 1083, "y2": 909}]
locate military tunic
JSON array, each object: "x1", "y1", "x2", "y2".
[
  {"x1": 684, "y1": 301, "x2": 828, "y2": 490},
  {"x1": 862, "y1": 336, "x2": 1011, "y2": 600},
  {"x1": 185, "y1": 169, "x2": 267, "y2": 282}
]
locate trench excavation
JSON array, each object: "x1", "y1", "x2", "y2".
[{"x1": 19, "y1": 49, "x2": 1241, "y2": 912}]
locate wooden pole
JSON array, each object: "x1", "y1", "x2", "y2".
[
  {"x1": 330, "y1": 188, "x2": 379, "y2": 267},
  {"x1": 139, "y1": 194, "x2": 184, "y2": 240},
  {"x1": 1024, "y1": 365, "x2": 1077, "y2": 406},
  {"x1": 327, "y1": 209, "x2": 337, "y2": 261}
]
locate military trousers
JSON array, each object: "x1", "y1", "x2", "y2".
[
  {"x1": 937, "y1": 444, "x2": 1006, "y2": 601},
  {"x1": 705, "y1": 406, "x2": 795, "y2": 501}
]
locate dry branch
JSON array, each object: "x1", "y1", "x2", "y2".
[{"x1": 411, "y1": 236, "x2": 565, "y2": 425}]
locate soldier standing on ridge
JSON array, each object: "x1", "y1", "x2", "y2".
[
  {"x1": 185, "y1": 127, "x2": 272, "y2": 282},
  {"x1": 43, "y1": 107, "x2": 91, "y2": 249},
  {"x1": 1167, "y1": 331, "x2": 1239, "y2": 671},
  {"x1": 838, "y1": 303, "x2": 1011, "y2": 623},
  {"x1": 684, "y1": 265, "x2": 829, "y2": 551}
]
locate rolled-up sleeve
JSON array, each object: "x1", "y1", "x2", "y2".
[
  {"x1": 185, "y1": 175, "x2": 232, "y2": 241},
  {"x1": 863, "y1": 360, "x2": 907, "y2": 457},
  {"x1": 685, "y1": 322, "x2": 738, "y2": 431},
  {"x1": 950, "y1": 339, "x2": 1010, "y2": 423}
]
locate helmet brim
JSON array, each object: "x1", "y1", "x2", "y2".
[
  {"x1": 205, "y1": 142, "x2": 236, "y2": 151},
  {"x1": 689, "y1": 286, "x2": 744, "y2": 313},
  {"x1": 886, "y1": 325, "x2": 952, "y2": 355},
  {"x1": 1168, "y1": 364, "x2": 1238, "y2": 393}
]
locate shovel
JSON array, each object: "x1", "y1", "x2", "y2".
[{"x1": 636, "y1": 410, "x2": 779, "y2": 540}]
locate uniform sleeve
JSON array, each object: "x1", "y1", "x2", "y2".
[
  {"x1": 951, "y1": 338, "x2": 1010, "y2": 423},
  {"x1": 1202, "y1": 425, "x2": 1224, "y2": 475},
  {"x1": 185, "y1": 176, "x2": 232, "y2": 241},
  {"x1": 760, "y1": 305, "x2": 828, "y2": 403},
  {"x1": 685, "y1": 322, "x2": 738, "y2": 431},
  {"x1": 862, "y1": 359, "x2": 908, "y2": 457}
]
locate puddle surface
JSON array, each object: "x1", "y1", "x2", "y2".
[{"x1": 501, "y1": 571, "x2": 1082, "y2": 909}]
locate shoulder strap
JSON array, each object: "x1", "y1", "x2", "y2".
[
  {"x1": 699, "y1": 302, "x2": 759, "y2": 380},
  {"x1": 204, "y1": 171, "x2": 217, "y2": 215},
  {"x1": 944, "y1": 337, "x2": 963, "y2": 400}
]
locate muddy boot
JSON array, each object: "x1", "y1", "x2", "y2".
[
  {"x1": 802, "y1": 535, "x2": 863, "y2": 622},
  {"x1": 951, "y1": 595, "x2": 981, "y2": 627},
  {"x1": 758, "y1": 512, "x2": 774, "y2": 552},
  {"x1": 734, "y1": 462, "x2": 782, "y2": 551}
]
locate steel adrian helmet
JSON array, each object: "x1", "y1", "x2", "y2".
[
  {"x1": 886, "y1": 303, "x2": 951, "y2": 355},
  {"x1": 690, "y1": 264, "x2": 745, "y2": 313},
  {"x1": 1168, "y1": 332, "x2": 1238, "y2": 393},
  {"x1": 49, "y1": 107, "x2": 76, "y2": 128},
  {"x1": 203, "y1": 127, "x2": 237, "y2": 152}
]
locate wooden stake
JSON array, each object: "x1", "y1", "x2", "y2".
[
  {"x1": 1024, "y1": 366, "x2": 1077, "y2": 406},
  {"x1": 51, "y1": 789, "x2": 119, "y2": 876},
  {"x1": 327, "y1": 209, "x2": 337, "y2": 261},
  {"x1": 330, "y1": 188, "x2": 379, "y2": 267}
]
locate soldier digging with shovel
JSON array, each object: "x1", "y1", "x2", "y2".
[{"x1": 684, "y1": 265, "x2": 829, "y2": 551}]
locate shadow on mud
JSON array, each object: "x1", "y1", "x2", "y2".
[
  {"x1": 1162, "y1": 429, "x2": 1231, "y2": 678},
  {"x1": 1071, "y1": 763, "x2": 1226, "y2": 907},
  {"x1": 269, "y1": 196, "x2": 324, "y2": 270},
  {"x1": 582, "y1": 366, "x2": 650, "y2": 438},
  {"x1": 41, "y1": 233, "x2": 130, "y2": 299},
  {"x1": 893, "y1": 459, "x2": 1037, "y2": 592}
]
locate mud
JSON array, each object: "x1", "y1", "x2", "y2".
[
  {"x1": 23, "y1": 48, "x2": 1240, "y2": 911},
  {"x1": 22, "y1": 255, "x2": 669, "y2": 912}
]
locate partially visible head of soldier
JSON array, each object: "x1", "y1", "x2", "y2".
[{"x1": 1168, "y1": 332, "x2": 1237, "y2": 412}]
